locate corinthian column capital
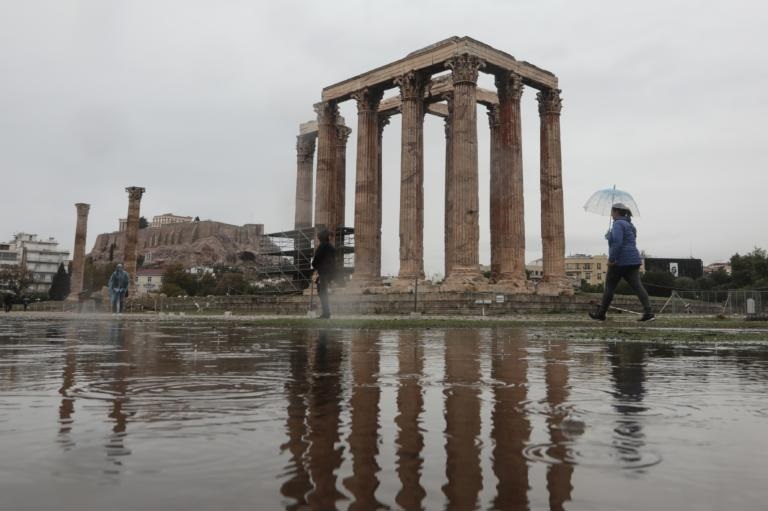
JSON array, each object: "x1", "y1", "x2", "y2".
[
  {"x1": 126, "y1": 187, "x2": 145, "y2": 201},
  {"x1": 394, "y1": 70, "x2": 426, "y2": 101},
  {"x1": 495, "y1": 71, "x2": 524, "y2": 102},
  {"x1": 335, "y1": 125, "x2": 352, "y2": 146},
  {"x1": 75, "y1": 203, "x2": 91, "y2": 216},
  {"x1": 537, "y1": 88, "x2": 563, "y2": 116},
  {"x1": 314, "y1": 101, "x2": 338, "y2": 125},
  {"x1": 296, "y1": 134, "x2": 316, "y2": 163},
  {"x1": 351, "y1": 87, "x2": 384, "y2": 113},
  {"x1": 445, "y1": 54, "x2": 485, "y2": 85}
]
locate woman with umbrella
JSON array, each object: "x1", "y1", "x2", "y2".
[{"x1": 589, "y1": 203, "x2": 655, "y2": 322}]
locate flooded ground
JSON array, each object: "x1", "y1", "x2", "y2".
[{"x1": 1, "y1": 317, "x2": 767, "y2": 510}]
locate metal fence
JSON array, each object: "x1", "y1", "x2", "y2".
[{"x1": 662, "y1": 289, "x2": 768, "y2": 316}]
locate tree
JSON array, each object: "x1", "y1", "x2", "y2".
[
  {"x1": 48, "y1": 263, "x2": 71, "y2": 300},
  {"x1": 0, "y1": 266, "x2": 34, "y2": 296},
  {"x1": 214, "y1": 272, "x2": 249, "y2": 295},
  {"x1": 730, "y1": 248, "x2": 768, "y2": 288},
  {"x1": 161, "y1": 264, "x2": 197, "y2": 296},
  {"x1": 139, "y1": 216, "x2": 149, "y2": 229}
]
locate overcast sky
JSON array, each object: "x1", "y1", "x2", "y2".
[{"x1": 1, "y1": 0, "x2": 767, "y2": 277}]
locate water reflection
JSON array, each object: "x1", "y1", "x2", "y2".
[
  {"x1": 491, "y1": 330, "x2": 530, "y2": 511},
  {"x1": 395, "y1": 331, "x2": 426, "y2": 511},
  {"x1": 2, "y1": 320, "x2": 768, "y2": 510},
  {"x1": 442, "y1": 329, "x2": 483, "y2": 510}
]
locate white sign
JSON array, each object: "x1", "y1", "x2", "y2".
[
  {"x1": 496, "y1": 295, "x2": 505, "y2": 303},
  {"x1": 669, "y1": 262, "x2": 679, "y2": 277}
]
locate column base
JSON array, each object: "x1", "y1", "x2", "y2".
[
  {"x1": 441, "y1": 267, "x2": 486, "y2": 292},
  {"x1": 536, "y1": 276, "x2": 574, "y2": 296},
  {"x1": 490, "y1": 277, "x2": 535, "y2": 294},
  {"x1": 343, "y1": 275, "x2": 383, "y2": 293}
]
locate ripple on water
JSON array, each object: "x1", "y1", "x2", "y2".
[{"x1": 523, "y1": 441, "x2": 662, "y2": 470}]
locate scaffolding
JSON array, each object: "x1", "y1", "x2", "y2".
[{"x1": 256, "y1": 226, "x2": 354, "y2": 294}]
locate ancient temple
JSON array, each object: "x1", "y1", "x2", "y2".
[{"x1": 294, "y1": 37, "x2": 571, "y2": 295}]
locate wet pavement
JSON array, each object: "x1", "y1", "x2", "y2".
[{"x1": 1, "y1": 317, "x2": 768, "y2": 510}]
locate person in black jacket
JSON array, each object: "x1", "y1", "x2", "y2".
[{"x1": 311, "y1": 229, "x2": 336, "y2": 319}]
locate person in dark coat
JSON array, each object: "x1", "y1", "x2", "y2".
[
  {"x1": 311, "y1": 229, "x2": 336, "y2": 319},
  {"x1": 590, "y1": 203, "x2": 655, "y2": 322},
  {"x1": 108, "y1": 263, "x2": 131, "y2": 314},
  {"x1": 3, "y1": 293, "x2": 12, "y2": 313}
]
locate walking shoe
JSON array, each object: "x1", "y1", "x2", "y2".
[
  {"x1": 638, "y1": 313, "x2": 656, "y2": 322},
  {"x1": 588, "y1": 312, "x2": 606, "y2": 321}
]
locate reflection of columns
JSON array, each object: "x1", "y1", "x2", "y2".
[
  {"x1": 375, "y1": 115, "x2": 391, "y2": 278},
  {"x1": 537, "y1": 89, "x2": 571, "y2": 295},
  {"x1": 295, "y1": 134, "x2": 316, "y2": 229},
  {"x1": 343, "y1": 331, "x2": 385, "y2": 510},
  {"x1": 351, "y1": 88, "x2": 384, "y2": 284},
  {"x1": 58, "y1": 329, "x2": 77, "y2": 449},
  {"x1": 333, "y1": 125, "x2": 352, "y2": 232},
  {"x1": 396, "y1": 331, "x2": 426, "y2": 510},
  {"x1": 491, "y1": 330, "x2": 531, "y2": 511},
  {"x1": 442, "y1": 329, "x2": 482, "y2": 509},
  {"x1": 494, "y1": 72, "x2": 528, "y2": 287},
  {"x1": 123, "y1": 187, "x2": 145, "y2": 279},
  {"x1": 444, "y1": 55, "x2": 484, "y2": 283},
  {"x1": 443, "y1": 94, "x2": 454, "y2": 278},
  {"x1": 67, "y1": 203, "x2": 90, "y2": 301},
  {"x1": 280, "y1": 332, "x2": 312, "y2": 509},
  {"x1": 396, "y1": 71, "x2": 426, "y2": 281},
  {"x1": 314, "y1": 101, "x2": 338, "y2": 242},
  {"x1": 306, "y1": 331, "x2": 345, "y2": 509},
  {"x1": 545, "y1": 340, "x2": 574, "y2": 511}
]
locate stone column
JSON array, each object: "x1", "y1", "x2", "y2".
[
  {"x1": 295, "y1": 134, "x2": 316, "y2": 229},
  {"x1": 314, "y1": 101, "x2": 338, "y2": 243},
  {"x1": 493, "y1": 72, "x2": 530, "y2": 291},
  {"x1": 395, "y1": 71, "x2": 426, "y2": 282},
  {"x1": 443, "y1": 94, "x2": 454, "y2": 278},
  {"x1": 443, "y1": 54, "x2": 485, "y2": 287},
  {"x1": 351, "y1": 87, "x2": 384, "y2": 285},
  {"x1": 375, "y1": 115, "x2": 391, "y2": 278},
  {"x1": 333, "y1": 125, "x2": 352, "y2": 231},
  {"x1": 295, "y1": 134, "x2": 316, "y2": 281},
  {"x1": 66, "y1": 203, "x2": 90, "y2": 301},
  {"x1": 537, "y1": 89, "x2": 571, "y2": 295},
  {"x1": 123, "y1": 187, "x2": 145, "y2": 280},
  {"x1": 333, "y1": 125, "x2": 352, "y2": 276},
  {"x1": 487, "y1": 104, "x2": 502, "y2": 281}
]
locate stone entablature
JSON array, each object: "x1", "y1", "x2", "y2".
[
  {"x1": 293, "y1": 36, "x2": 572, "y2": 296},
  {"x1": 151, "y1": 213, "x2": 193, "y2": 229}
]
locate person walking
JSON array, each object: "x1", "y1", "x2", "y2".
[
  {"x1": 108, "y1": 263, "x2": 131, "y2": 314},
  {"x1": 3, "y1": 293, "x2": 12, "y2": 313},
  {"x1": 590, "y1": 203, "x2": 655, "y2": 322},
  {"x1": 311, "y1": 229, "x2": 336, "y2": 319}
]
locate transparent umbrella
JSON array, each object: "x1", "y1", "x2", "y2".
[{"x1": 584, "y1": 185, "x2": 640, "y2": 230}]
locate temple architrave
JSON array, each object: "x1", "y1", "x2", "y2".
[{"x1": 293, "y1": 37, "x2": 572, "y2": 296}]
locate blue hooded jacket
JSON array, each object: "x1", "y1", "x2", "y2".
[{"x1": 607, "y1": 216, "x2": 642, "y2": 266}]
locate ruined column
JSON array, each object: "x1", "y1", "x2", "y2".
[
  {"x1": 375, "y1": 115, "x2": 391, "y2": 278},
  {"x1": 123, "y1": 187, "x2": 145, "y2": 280},
  {"x1": 443, "y1": 94, "x2": 454, "y2": 279},
  {"x1": 314, "y1": 101, "x2": 338, "y2": 243},
  {"x1": 295, "y1": 134, "x2": 316, "y2": 229},
  {"x1": 487, "y1": 104, "x2": 502, "y2": 281},
  {"x1": 351, "y1": 87, "x2": 384, "y2": 286},
  {"x1": 443, "y1": 54, "x2": 485, "y2": 287},
  {"x1": 493, "y1": 72, "x2": 530, "y2": 290},
  {"x1": 395, "y1": 71, "x2": 426, "y2": 282},
  {"x1": 66, "y1": 203, "x2": 90, "y2": 301},
  {"x1": 537, "y1": 89, "x2": 571, "y2": 295}
]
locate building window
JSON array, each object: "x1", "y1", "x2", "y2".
[
  {"x1": 597, "y1": 263, "x2": 602, "y2": 270},
  {"x1": 586, "y1": 273, "x2": 591, "y2": 280},
  {"x1": 597, "y1": 274, "x2": 602, "y2": 280},
  {"x1": 147, "y1": 276, "x2": 152, "y2": 283}
]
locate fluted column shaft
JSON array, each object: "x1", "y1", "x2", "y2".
[
  {"x1": 538, "y1": 89, "x2": 569, "y2": 292},
  {"x1": 123, "y1": 187, "x2": 144, "y2": 279},
  {"x1": 445, "y1": 55, "x2": 484, "y2": 280},
  {"x1": 352, "y1": 88, "x2": 383, "y2": 283},
  {"x1": 314, "y1": 101, "x2": 338, "y2": 243},
  {"x1": 488, "y1": 104, "x2": 502, "y2": 281},
  {"x1": 376, "y1": 116, "x2": 390, "y2": 278},
  {"x1": 295, "y1": 134, "x2": 316, "y2": 229},
  {"x1": 494, "y1": 72, "x2": 527, "y2": 285},
  {"x1": 443, "y1": 94, "x2": 454, "y2": 278},
  {"x1": 396, "y1": 71, "x2": 426, "y2": 280},
  {"x1": 334, "y1": 126, "x2": 352, "y2": 232},
  {"x1": 67, "y1": 203, "x2": 90, "y2": 300}
]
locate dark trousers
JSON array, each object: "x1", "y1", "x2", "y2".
[
  {"x1": 316, "y1": 274, "x2": 331, "y2": 318},
  {"x1": 600, "y1": 264, "x2": 652, "y2": 314}
]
